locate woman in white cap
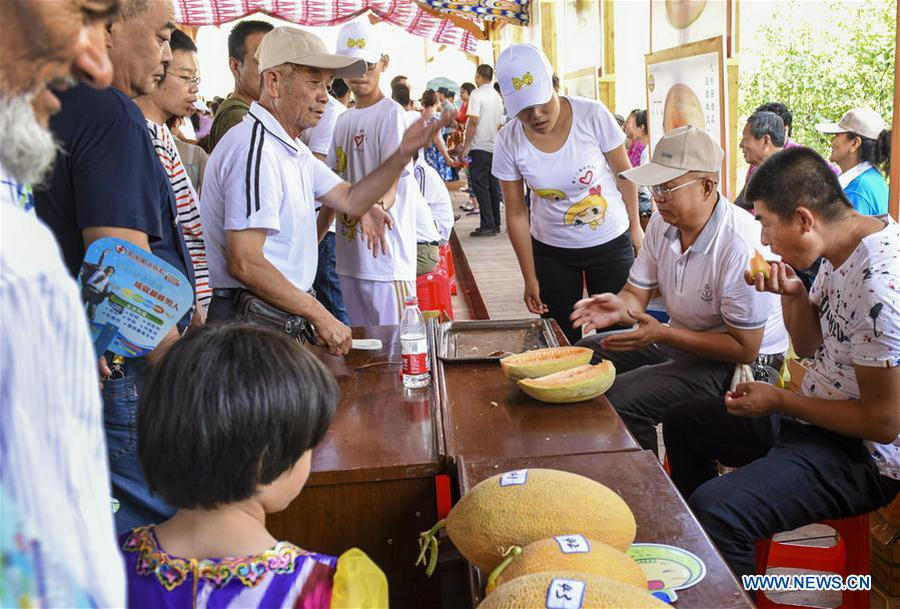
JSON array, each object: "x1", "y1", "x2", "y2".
[
  {"x1": 816, "y1": 107, "x2": 891, "y2": 216},
  {"x1": 491, "y1": 44, "x2": 642, "y2": 344}
]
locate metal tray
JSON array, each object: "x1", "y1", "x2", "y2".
[{"x1": 437, "y1": 318, "x2": 560, "y2": 362}]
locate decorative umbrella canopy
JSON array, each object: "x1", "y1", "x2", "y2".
[
  {"x1": 426, "y1": 77, "x2": 460, "y2": 93},
  {"x1": 415, "y1": 0, "x2": 530, "y2": 27},
  {"x1": 174, "y1": 0, "x2": 486, "y2": 53}
]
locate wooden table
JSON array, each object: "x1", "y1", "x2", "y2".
[
  {"x1": 435, "y1": 321, "x2": 640, "y2": 462},
  {"x1": 267, "y1": 325, "x2": 443, "y2": 609},
  {"x1": 458, "y1": 451, "x2": 754, "y2": 609}
]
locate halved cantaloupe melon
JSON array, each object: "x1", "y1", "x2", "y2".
[
  {"x1": 484, "y1": 536, "x2": 647, "y2": 595},
  {"x1": 499, "y1": 346, "x2": 594, "y2": 381},
  {"x1": 518, "y1": 361, "x2": 616, "y2": 404},
  {"x1": 749, "y1": 249, "x2": 770, "y2": 280},
  {"x1": 417, "y1": 468, "x2": 636, "y2": 576},
  {"x1": 479, "y1": 572, "x2": 667, "y2": 609}
]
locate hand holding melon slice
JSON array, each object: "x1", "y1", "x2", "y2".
[{"x1": 748, "y1": 249, "x2": 771, "y2": 280}]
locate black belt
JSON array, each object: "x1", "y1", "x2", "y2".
[{"x1": 417, "y1": 241, "x2": 440, "y2": 246}]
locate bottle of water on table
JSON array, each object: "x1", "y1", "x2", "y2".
[{"x1": 400, "y1": 296, "x2": 430, "y2": 389}]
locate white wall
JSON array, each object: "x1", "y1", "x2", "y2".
[{"x1": 613, "y1": 0, "x2": 651, "y2": 115}]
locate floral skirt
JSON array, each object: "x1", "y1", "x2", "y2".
[{"x1": 424, "y1": 144, "x2": 453, "y2": 181}]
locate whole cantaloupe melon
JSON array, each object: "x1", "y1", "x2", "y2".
[
  {"x1": 478, "y1": 571, "x2": 667, "y2": 609},
  {"x1": 517, "y1": 361, "x2": 616, "y2": 404},
  {"x1": 499, "y1": 346, "x2": 594, "y2": 381},
  {"x1": 484, "y1": 535, "x2": 646, "y2": 595},
  {"x1": 417, "y1": 469, "x2": 636, "y2": 575}
]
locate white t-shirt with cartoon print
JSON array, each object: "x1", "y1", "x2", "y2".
[
  {"x1": 492, "y1": 96, "x2": 629, "y2": 249},
  {"x1": 802, "y1": 217, "x2": 900, "y2": 479},
  {"x1": 327, "y1": 96, "x2": 417, "y2": 282}
]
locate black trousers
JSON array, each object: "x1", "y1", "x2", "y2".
[
  {"x1": 469, "y1": 149, "x2": 502, "y2": 230},
  {"x1": 532, "y1": 232, "x2": 633, "y2": 345},
  {"x1": 662, "y1": 398, "x2": 900, "y2": 579}
]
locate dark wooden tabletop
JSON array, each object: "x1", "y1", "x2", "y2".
[
  {"x1": 307, "y1": 325, "x2": 442, "y2": 486},
  {"x1": 458, "y1": 450, "x2": 754, "y2": 609},
  {"x1": 435, "y1": 319, "x2": 640, "y2": 462}
]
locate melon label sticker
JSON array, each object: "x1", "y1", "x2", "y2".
[
  {"x1": 555, "y1": 534, "x2": 591, "y2": 554},
  {"x1": 499, "y1": 469, "x2": 528, "y2": 486},
  {"x1": 545, "y1": 578, "x2": 585, "y2": 609}
]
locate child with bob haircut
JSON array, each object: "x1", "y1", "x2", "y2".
[{"x1": 120, "y1": 324, "x2": 387, "y2": 608}]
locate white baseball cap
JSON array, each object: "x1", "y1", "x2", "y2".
[
  {"x1": 496, "y1": 44, "x2": 554, "y2": 118},
  {"x1": 336, "y1": 20, "x2": 382, "y2": 65},
  {"x1": 815, "y1": 107, "x2": 886, "y2": 141},
  {"x1": 620, "y1": 125, "x2": 724, "y2": 186},
  {"x1": 255, "y1": 26, "x2": 366, "y2": 78}
]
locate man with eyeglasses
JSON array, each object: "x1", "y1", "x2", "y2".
[
  {"x1": 136, "y1": 28, "x2": 210, "y2": 309},
  {"x1": 34, "y1": 0, "x2": 196, "y2": 534},
  {"x1": 572, "y1": 125, "x2": 788, "y2": 454}
]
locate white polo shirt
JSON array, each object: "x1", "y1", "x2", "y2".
[
  {"x1": 467, "y1": 83, "x2": 505, "y2": 153},
  {"x1": 201, "y1": 102, "x2": 342, "y2": 292},
  {"x1": 628, "y1": 196, "x2": 788, "y2": 355},
  {"x1": 414, "y1": 158, "x2": 454, "y2": 241}
]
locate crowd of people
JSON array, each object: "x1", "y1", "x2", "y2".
[{"x1": 1, "y1": 0, "x2": 898, "y2": 606}]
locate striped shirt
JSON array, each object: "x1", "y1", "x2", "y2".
[
  {"x1": 1, "y1": 189, "x2": 126, "y2": 608},
  {"x1": 145, "y1": 120, "x2": 211, "y2": 308}
]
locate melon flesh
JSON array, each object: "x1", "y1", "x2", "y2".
[
  {"x1": 486, "y1": 537, "x2": 647, "y2": 595},
  {"x1": 500, "y1": 346, "x2": 594, "y2": 381},
  {"x1": 749, "y1": 249, "x2": 770, "y2": 280},
  {"x1": 479, "y1": 572, "x2": 667, "y2": 609},
  {"x1": 518, "y1": 361, "x2": 616, "y2": 404},
  {"x1": 446, "y1": 469, "x2": 636, "y2": 573}
]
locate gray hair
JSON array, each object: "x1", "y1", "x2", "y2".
[
  {"x1": 746, "y1": 111, "x2": 786, "y2": 147},
  {"x1": 0, "y1": 93, "x2": 59, "y2": 185},
  {"x1": 121, "y1": 0, "x2": 151, "y2": 19}
]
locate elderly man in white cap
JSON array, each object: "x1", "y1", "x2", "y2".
[
  {"x1": 201, "y1": 26, "x2": 450, "y2": 354},
  {"x1": 816, "y1": 107, "x2": 891, "y2": 216},
  {"x1": 571, "y1": 125, "x2": 788, "y2": 453}
]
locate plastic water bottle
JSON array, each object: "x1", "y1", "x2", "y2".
[{"x1": 400, "y1": 296, "x2": 430, "y2": 389}]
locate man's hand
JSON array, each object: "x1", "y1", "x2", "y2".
[
  {"x1": 745, "y1": 260, "x2": 806, "y2": 298},
  {"x1": 401, "y1": 110, "x2": 456, "y2": 158},
  {"x1": 725, "y1": 381, "x2": 784, "y2": 417},
  {"x1": 359, "y1": 206, "x2": 394, "y2": 258},
  {"x1": 97, "y1": 356, "x2": 111, "y2": 391},
  {"x1": 189, "y1": 299, "x2": 206, "y2": 331},
  {"x1": 524, "y1": 278, "x2": 548, "y2": 315},
  {"x1": 570, "y1": 293, "x2": 628, "y2": 333},
  {"x1": 315, "y1": 314, "x2": 352, "y2": 356},
  {"x1": 630, "y1": 227, "x2": 644, "y2": 255},
  {"x1": 600, "y1": 310, "x2": 663, "y2": 351}
]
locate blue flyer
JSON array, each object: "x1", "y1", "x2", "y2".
[{"x1": 78, "y1": 238, "x2": 193, "y2": 357}]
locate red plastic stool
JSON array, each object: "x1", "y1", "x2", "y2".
[
  {"x1": 438, "y1": 243, "x2": 457, "y2": 295},
  {"x1": 755, "y1": 515, "x2": 870, "y2": 608},
  {"x1": 417, "y1": 268, "x2": 454, "y2": 321}
]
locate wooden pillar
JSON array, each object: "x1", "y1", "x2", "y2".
[
  {"x1": 727, "y1": 58, "x2": 740, "y2": 199},
  {"x1": 598, "y1": 0, "x2": 615, "y2": 110},
  {"x1": 539, "y1": 1, "x2": 558, "y2": 72},
  {"x1": 889, "y1": 0, "x2": 899, "y2": 221}
]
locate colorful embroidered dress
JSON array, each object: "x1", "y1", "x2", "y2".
[{"x1": 121, "y1": 526, "x2": 339, "y2": 609}]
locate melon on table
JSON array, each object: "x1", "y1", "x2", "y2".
[
  {"x1": 499, "y1": 346, "x2": 594, "y2": 381},
  {"x1": 517, "y1": 361, "x2": 616, "y2": 404},
  {"x1": 478, "y1": 571, "x2": 667, "y2": 609},
  {"x1": 484, "y1": 535, "x2": 646, "y2": 595},
  {"x1": 419, "y1": 468, "x2": 636, "y2": 575}
]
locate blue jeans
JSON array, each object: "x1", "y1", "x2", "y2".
[
  {"x1": 103, "y1": 358, "x2": 175, "y2": 534},
  {"x1": 313, "y1": 233, "x2": 350, "y2": 326}
]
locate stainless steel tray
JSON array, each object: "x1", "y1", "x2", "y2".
[{"x1": 437, "y1": 319, "x2": 560, "y2": 362}]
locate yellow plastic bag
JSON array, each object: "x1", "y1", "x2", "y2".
[{"x1": 330, "y1": 548, "x2": 389, "y2": 609}]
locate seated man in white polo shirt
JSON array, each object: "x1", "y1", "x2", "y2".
[
  {"x1": 572, "y1": 126, "x2": 788, "y2": 452},
  {"x1": 201, "y1": 27, "x2": 451, "y2": 355}
]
